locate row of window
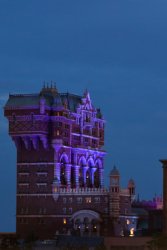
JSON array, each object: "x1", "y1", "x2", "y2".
[
  {"x1": 63, "y1": 196, "x2": 108, "y2": 204},
  {"x1": 18, "y1": 218, "x2": 65, "y2": 225},
  {"x1": 18, "y1": 183, "x2": 48, "y2": 187}
]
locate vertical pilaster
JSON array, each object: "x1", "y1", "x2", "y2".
[
  {"x1": 54, "y1": 163, "x2": 61, "y2": 182},
  {"x1": 83, "y1": 166, "x2": 89, "y2": 187},
  {"x1": 74, "y1": 165, "x2": 80, "y2": 188},
  {"x1": 91, "y1": 167, "x2": 96, "y2": 186},
  {"x1": 99, "y1": 168, "x2": 104, "y2": 187},
  {"x1": 65, "y1": 164, "x2": 71, "y2": 187}
]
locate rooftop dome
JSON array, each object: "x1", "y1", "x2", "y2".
[{"x1": 110, "y1": 166, "x2": 120, "y2": 176}]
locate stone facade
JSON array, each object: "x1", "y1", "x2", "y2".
[{"x1": 4, "y1": 84, "x2": 136, "y2": 239}]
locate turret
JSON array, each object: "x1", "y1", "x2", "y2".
[
  {"x1": 128, "y1": 178, "x2": 135, "y2": 195},
  {"x1": 109, "y1": 166, "x2": 120, "y2": 218}
]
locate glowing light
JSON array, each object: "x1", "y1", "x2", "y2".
[
  {"x1": 129, "y1": 228, "x2": 135, "y2": 237},
  {"x1": 63, "y1": 218, "x2": 66, "y2": 224},
  {"x1": 126, "y1": 219, "x2": 130, "y2": 225}
]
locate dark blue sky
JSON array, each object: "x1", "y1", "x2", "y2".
[{"x1": 0, "y1": 0, "x2": 167, "y2": 232}]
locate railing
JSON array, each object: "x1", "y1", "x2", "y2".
[{"x1": 53, "y1": 187, "x2": 108, "y2": 194}]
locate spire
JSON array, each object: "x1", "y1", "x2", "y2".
[
  {"x1": 84, "y1": 88, "x2": 88, "y2": 97},
  {"x1": 40, "y1": 81, "x2": 58, "y2": 96},
  {"x1": 110, "y1": 165, "x2": 120, "y2": 176}
]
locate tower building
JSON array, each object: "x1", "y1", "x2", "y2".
[{"x1": 4, "y1": 84, "x2": 136, "y2": 239}]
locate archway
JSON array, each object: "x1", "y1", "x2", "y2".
[
  {"x1": 60, "y1": 153, "x2": 69, "y2": 186},
  {"x1": 71, "y1": 210, "x2": 101, "y2": 236}
]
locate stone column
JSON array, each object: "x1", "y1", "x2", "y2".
[
  {"x1": 65, "y1": 164, "x2": 71, "y2": 187},
  {"x1": 99, "y1": 168, "x2": 104, "y2": 188},
  {"x1": 54, "y1": 163, "x2": 61, "y2": 183},
  {"x1": 74, "y1": 165, "x2": 80, "y2": 188},
  {"x1": 83, "y1": 166, "x2": 89, "y2": 187},
  {"x1": 91, "y1": 167, "x2": 97, "y2": 186}
]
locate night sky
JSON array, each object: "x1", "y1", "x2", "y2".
[{"x1": 0, "y1": 0, "x2": 167, "y2": 232}]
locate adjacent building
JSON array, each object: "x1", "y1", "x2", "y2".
[{"x1": 4, "y1": 84, "x2": 136, "y2": 239}]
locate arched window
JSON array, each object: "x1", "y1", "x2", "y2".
[
  {"x1": 60, "y1": 164, "x2": 66, "y2": 186},
  {"x1": 94, "y1": 168, "x2": 100, "y2": 188},
  {"x1": 79, "y1": 167, "x2": 83, "y2": 187},
  {"x1": 86, "y1": 169, "x2": 91, "y2": 187}
]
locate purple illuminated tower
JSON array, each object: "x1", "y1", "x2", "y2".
[{"x1": 4, "y1": 84, "x2": 135, "y2": 239}]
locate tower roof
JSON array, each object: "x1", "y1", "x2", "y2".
[
  {"x1": 128, "y1": 178, "x2": 135, "y2": 186},
  {"x1": 110, "y1": 166, "x2": 119, "y2": 176},
  {"x1": 4, "y1": 85, "x2": 104, "y2": 118}
]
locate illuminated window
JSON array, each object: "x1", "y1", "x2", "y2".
[
  {"x1": 129, "y1": 228, "x2": 135, "y2": 237},
  {"x1": 85, "y1": 197, "x2": 91, "y2": 203},
  {"x1": 57, "y1": 130, "x2": 60, "y2": 136},
  {"x1": 63, "y1": 218, "x2": 67, "y2": 224},
  {"x1": 126, "y1": 219, "x2": 130, "y2": 225}
]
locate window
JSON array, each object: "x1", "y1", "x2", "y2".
[
  {"x1": 85, "y1": 197, "x2": 91, "y2": 203},
  {"x1": 77, "y1": 197, "x2": 82, "y2": 204},
  {"x1": 84, "y1": 137, "x2": 89, "y2": 142},
  {"x1": 92, "y1": 139, "x2": 96, "y2": 144},
  {"x1": 126, "y1": 219, "x2": 130, "y2": 225},
  {"x1": 64, "y1": 131, "x2": 68, "y2": 137},
  {"x1": 63, "y1": 208, "x2": 66, "y2": 214},
  {"x1": 63, "y1": 197, "x2": 67, "y2": 204},
  {"x1": 38, "y1": 218, "x2": 44, "y2": 224},
  {"x1": 105, "y1": 197, "x2": 108, "y2": 203},
  {"x1": 104, "y1": 208, "x2": 108, "y2": 214},
  {"x1": 69, "y1": 208, "x2": 72, "y2": 214},
  {"x1": 94, "y1": 197, "x2": 100, "y2": 203},
  {"x1": 69, "y1": 197, "x2": 73, "y2": 203},
  {"x1": 20, "y1": 208, "x2": 24, "y2": 214}
]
